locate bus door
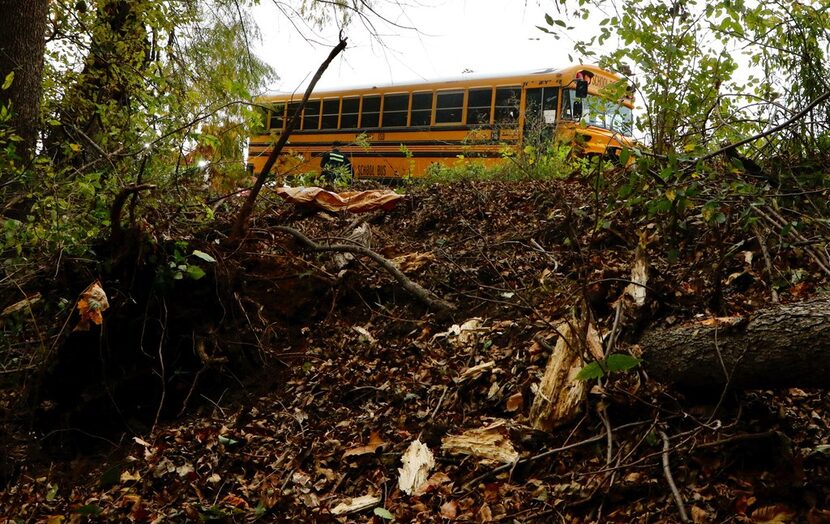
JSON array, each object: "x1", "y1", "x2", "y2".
[{"x1": 524, "y1": 87, "x2": 558, "y2": 143}]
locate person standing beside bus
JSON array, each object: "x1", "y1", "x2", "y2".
[{"x1": 320, "y1": 142, "x2": 352, "y2": 183}]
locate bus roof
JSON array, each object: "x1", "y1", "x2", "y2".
[{"x1": 257, "y1": 64, "x2": 617, "y2": 100}]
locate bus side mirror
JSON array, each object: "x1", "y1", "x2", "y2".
[
  {"x1": 573, "y1": 100, "x2": 583, "y2": 119},
  {"x1": 575, "y1": 79, "x2": 589, "y2": 98}
]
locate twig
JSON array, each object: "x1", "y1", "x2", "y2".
[
  {"x1": 754, "y1": 225, "x2": 779, "y2": 303},
  {"x1": 231, "y1": 37, "x2": 348, "y2": 241},
  {"x1": 274, "y1": 225, "x2": 455, "y2": 313},
  {"x1": 752, "y1": 205, "x2": 830, "y2": 277},
  {"x1": 692, "y1": 91, "x2": 830, "y2": 165},
  {"x1": 430, "y1": 385, "x2": 449, "y2": 420},
  {"x1": 460, "y1": 419, "x2": 650, "y2": 491},
  {"x1": 707, "y1": 323, "x2": 731, "y2": 424},
  {"x1": 694, "y1": 430, "x2": 781, "y2": 450},
  {"x1": 598, "y1": 404, "x2": 613, "y2": 466},
  {"x1": 110, "y1": 183, "x2": 157, "y2": 246},
  {"x1": 151, "y1": 298, "x2": 168, "y2": 435},
  {"x1": 659, "y1": 430, "x2": 690, "y2": 523},
  {"x1": 605, "y1": 300, "x2": 624, "y2": 355}
]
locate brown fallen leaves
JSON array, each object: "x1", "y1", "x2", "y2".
[
  {"x1": 343, "y1": 431, "x2": 387, "y2": 458},
  {"x1": 74, "y1": 280, "x2": 109, "y2": 331}
]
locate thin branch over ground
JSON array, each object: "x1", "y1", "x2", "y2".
[
  {"x1": 274, "y1": 225, "x2": 455, "y2": 313},
  {"x1": 230, "y1": 36, "x2": 348, "y2": 242}
]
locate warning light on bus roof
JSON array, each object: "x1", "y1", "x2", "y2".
[{"x1": 574, "y1": 70, "x2": 594, "y2": 98}]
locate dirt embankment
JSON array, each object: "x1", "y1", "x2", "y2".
[{"x1": 3, "y1": 179, "x2": 830, "y2": 522}]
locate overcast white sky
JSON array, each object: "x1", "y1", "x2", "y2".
[{"x1": 250, "y1": 1, "x2": 586, "y2": 93}]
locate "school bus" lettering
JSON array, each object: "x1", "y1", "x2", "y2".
[{"x1": 357, "y1": 164, "x2": 387, "y2": 178}]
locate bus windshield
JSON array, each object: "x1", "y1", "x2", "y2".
[{"x1": 561, "y1": 89, "x2": 633, "y2": 136}]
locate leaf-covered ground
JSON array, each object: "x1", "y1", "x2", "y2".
[{"x1": 3, "y1": 178, "x2": 830, "y2": 523}]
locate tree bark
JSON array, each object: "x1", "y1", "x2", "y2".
[
  {"x1": 640, "y1": 298, "x2": 830, "y2": 389},
  {"x1": 44, "y1": 0, "x2": 149, "y2": 164},
  {"x1": 0, "y1": 0, "x2": 48, "y2": 160}
]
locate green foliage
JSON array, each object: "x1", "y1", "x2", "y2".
[
  {"x1": 1, "y1": 0, "x2": 275, "y2": 270},
  {"x1": 420, "y1": 137, "x2": 582, "y2": 185},
  {"x1": 158, "y1": 243, "x2": 215, "y2": 284},
  {"x1": 374, "y1": 507, "x2": 395, "y2": 520},
  {"x1": 576, "y1": 353, "x2": 641, "y2": 381},
  {"x1": 291, "y1": 166, "x2": 353, "y2": 188},
  {"x1": 545, "y1": 0, "x2": 830, "y2": 161}
]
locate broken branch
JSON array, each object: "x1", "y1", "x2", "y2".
[
  {"x1": 660, "y1": 430, "x2": 690, "y2": 523},
  {"x1": 274, "y1": 225, "x2": 455, "y2": 313},
  {"x1": 230, "y1": 37, "x2": 348, "y2": 241}
]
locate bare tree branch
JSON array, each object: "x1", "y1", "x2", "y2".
[
  {"x1": 273, "y1": 225, "x2": 455, "y2": 313},
  {"x1": 230, "y1": 37, "x2": 348, "y2": 241}
]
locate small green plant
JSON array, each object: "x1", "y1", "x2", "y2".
[
  {"x1": 158, "y1": 243, "x2": 216, "y2": 284},
  {"x1": 291, "y1": 166, "x2": 351, "y2": 188},
  {"x1": 576, "y1": 353, "x2": 641, "y2": 381}
]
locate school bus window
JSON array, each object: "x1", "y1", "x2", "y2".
[
  {"x1": 410, "y1": 91, "x2": 432, "y2": 127},
  {"x1": 268, "y1": 103, "x2": 285, "y2": 130},
  {"x1": 435, "y1": 90, "x2": 463, "y2": 124},
  {"x1": 321, "y1": 98, "x2": 340, "y2": 129},
  {"x1": 525, "y1": 87, "x2": 558, "y2": 125},
  {"x1": 543, "y1": 88, "x2": 558, "y2": 113},
  {"x1": 525, "y1": 88, "x2": 542, "y2": 130},
  {"x1": 382, "y1": 93, "x2": 409, "y2": 128},
  {"x1": 467, "y1": 88, "x2": 493, "y2": 125},
  {"x1": 361, "y1": 95, "x2": 380, "y2": 128},
  {"x1": 302, "y1": 99, "x2": 321, "y2": 130},
  {"x1": 287, "y1": 101, "x2": 303, "y2": 127},
  {"x1": 340, "y1": 97, "x2": 359, "y2": 129},
  {"x1": 495, "y1": 86, "x2": 520, "y2": 123}
]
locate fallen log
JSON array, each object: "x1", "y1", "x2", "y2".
[{"x1": 640, "y1": 297, "x2": 830, "y2": 389}]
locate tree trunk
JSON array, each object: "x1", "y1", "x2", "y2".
[
  {"x1": 0, "y1": 0, "x2": 48, "y2": 160},
  {"x1": 44, "y1": 0, "x2": 149, "y2": 165},
  {"x1": 640, "y1": 298, "x2": 830, "y2": 389}
]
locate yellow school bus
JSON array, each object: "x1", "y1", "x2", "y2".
[{"x1": 247, "y1": 64, "x2": 635, "y2": 180}]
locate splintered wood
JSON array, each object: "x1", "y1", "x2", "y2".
[
  {"x1": 397, "y1": 440, "x2": 435, "y2": 495},
  {"x1": 529, "y1": 320, "x2": 602, "y2": 431},
  {"x1": 330, "y1": 494, "x2": 381, "y2": 515},
  {"x1": 441, "y1": 420, "x2": 519, "y2": 464},
  {"x1": 623, "y1": 235, "x2": 649, "y2": 308}
]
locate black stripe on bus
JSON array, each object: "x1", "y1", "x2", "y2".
[
  {"x1": 343, "y1": 151, "x2": 504, "y2": 158},
  {"x1": 247, "y1": 149, "x2": 506, "y2": 159},
  {"x1": 249, "y1": 139, "x2": 515, "y2": 148},
  {"x1": 266, "y1": 124, "x2": 500, "y2": 134},
  {"x1": 248, "y1": 151, "x2": 504, "y2": 160}
]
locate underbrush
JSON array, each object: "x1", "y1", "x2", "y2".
[
  {"x1": 2, "y1": 133, "x2": 830, "y2": 520},
  {"x1": 419, "y1": 143, "x2": 597, "y2": 184}
]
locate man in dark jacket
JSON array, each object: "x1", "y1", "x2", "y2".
[{"x1": 320, "y1": 142, "x2": 352, "y2": 182}]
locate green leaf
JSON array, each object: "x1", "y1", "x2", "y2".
[
  {"x1": 75, "y1": 504, "x2": 102, "y2": 516},
  {"x1": 2, "y1": 71, "x2": 13, "y2": 90},
  {"x1": 191, "y1": 249, "x2": 216, "y2": 263},
  {"x1": 576, "y1": 361, "x2": 605, "y2": 381},
  {"x1": 186, "y1": 265, "x2": 206, "y2": 280},
  {"x1": 46, "y1": 484, "x2": 58, "y2": 501},
  {"x1": 544, "y1": 13, "x2": 554, "y2": 25},
  {"x1": 619, "y1": 148, "x2": 630, "y2": 165},
  {"x1": 374, "y1": 507, "x2": 394, "y2": 520},
  {"x1": 218, "y1": 435, "x2": 239, "y2": 446},
  {"x1": 605, "y1": 354, "x2": 641, "y2": 373},
  {"x1": 99, "y1": 464, "x2": 123, "y2": 488}
]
